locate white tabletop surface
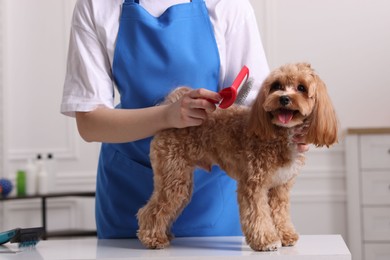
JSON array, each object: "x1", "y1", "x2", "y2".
[{"x1": 0, "y1": 235, "x2": 351, "y2": 260}]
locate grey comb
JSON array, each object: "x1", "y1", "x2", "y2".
[{"x1": 235, "y1": 77, "x2": 253, "y2": 105}]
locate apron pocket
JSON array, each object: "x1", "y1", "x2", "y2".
[
  {"x1": 172, "y1": 168, "x2": 226, "y2": 234},
  {"x1": 104, "y1": 149, "x2": 154, "y2": 230}
]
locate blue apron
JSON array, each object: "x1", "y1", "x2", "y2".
[{"x1": 95, "y1": 0, "x2": 241, "y2": 238}]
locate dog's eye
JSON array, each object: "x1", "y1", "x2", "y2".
[
  {"x1": 297, "y1": 84, "x2": 306, "y2": 92},
  {"x1": 271, "y1": 82, "x2": 282, "y2": 91}
]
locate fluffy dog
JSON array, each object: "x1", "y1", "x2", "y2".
[{"x1": 137, "y1": 63, "x2": 338, "y2": 251}]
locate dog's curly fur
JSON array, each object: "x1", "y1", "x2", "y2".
[{"x1": 137, "y1": 63, "x2": 338, "y2": 251}]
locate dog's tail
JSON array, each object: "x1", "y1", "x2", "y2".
[{"x1": 161, "y1": 87, "x2": 192, "y2": 105}]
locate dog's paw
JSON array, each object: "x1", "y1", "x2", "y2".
[
  {"x1": 264, "y1": 240, "x2": 282, "y2": 251},
  {"x1": 137, "y1": 229, "x2": 171, "y2": 249},
  {"x1": 281, "y1": 231, "x2": 299, "y2": 247},
  {"x1": 246, "y1": 232, "x2": 282, "y2": 252},
  {"x1": 248, "y1": 239, "x2": 282, "y2": 251}
]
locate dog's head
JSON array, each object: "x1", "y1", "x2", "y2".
[{"x1": 249, "y1": 63, "x2": 338, "y2": 147}]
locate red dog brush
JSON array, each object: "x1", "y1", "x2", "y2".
[{"x1": 210, "y1": 66, "x2": 250, "y2": 109}]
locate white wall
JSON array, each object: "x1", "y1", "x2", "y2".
[
  {"x1": 251, "y1": 0, "x2": 390, "y2": 242},
  {"x1": 1, "y1": 0, "x2": 389, "y2": 245},
  {"x1": 249, "y1": 0, "x2": 390, "y2": 243},
  {"x1": 0, "y1": 0, "x2": 97, "y2": 232},
  {"x1": 250, "y1": 0, "x2": 390, "y2": 130}
]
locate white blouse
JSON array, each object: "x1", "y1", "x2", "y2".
[{"x1": 61, "y1": 0, "x2": 269, "y2": 117}]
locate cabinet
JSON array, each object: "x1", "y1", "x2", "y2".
[{"x1": 345, "y1": 128, "x2": 390, "y2": 260}]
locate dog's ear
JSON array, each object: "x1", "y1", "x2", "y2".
[
  {"x1": 248, "y1": 85, "x2": 276, "y2": 139},
  {"x1": 305, "y1": 76, "x2": 338, "y2": 147}
]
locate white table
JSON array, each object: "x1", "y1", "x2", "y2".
[{"x1": 0, "y1": 235, "x2": 351, "y2": 260}]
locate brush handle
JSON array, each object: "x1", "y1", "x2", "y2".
[
  {"x1": 206, "y1": 66, "x2": 250, "y2": 109},
  {"x1": 231, "y1": 66, "x2": 249, "y2": 92},
  {"x1": 0, "y1": 229, "x2": 19, "y2": 245},
  {"x1": 218, "y1": 66, "x2": 249, "y2": 109}
]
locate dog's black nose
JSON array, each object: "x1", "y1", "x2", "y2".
[{"x1": 279, "y1": 96, "x2": 291, "y2": 106}]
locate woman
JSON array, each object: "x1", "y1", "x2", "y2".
[{"x1": 61, "y1": 0, "x2": 298, "y2": 239}]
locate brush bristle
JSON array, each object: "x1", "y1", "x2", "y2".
[
  {"x1": 235, "y1": 78, "x2": 253, "y2": 105},
  {"x1": 18, "y1": 240, "x2": 39, "y2": 248}
]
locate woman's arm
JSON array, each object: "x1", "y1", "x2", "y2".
[{"x1": 76, "y1": 88, "x2": 221, "y2": 143}]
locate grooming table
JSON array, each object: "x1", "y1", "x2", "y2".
[{"x1": 0, "y1": 235, "x2": 351, "y2": 260}]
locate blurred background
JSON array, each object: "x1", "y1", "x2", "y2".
[{"x1": 0, "y1": 1, "x2": 389, "y2": 259}]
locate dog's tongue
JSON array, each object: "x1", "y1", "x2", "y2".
[{"x1": 278, "y1": 109, "x2": 294, "y2": 124}]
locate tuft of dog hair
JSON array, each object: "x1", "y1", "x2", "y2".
[{"x1": 137, "y1": 62, "x2": 338, "y2": 251}]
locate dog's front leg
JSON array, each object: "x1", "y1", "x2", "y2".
[
  {"x1": 268, "y1": 179, "x2": 299, "y2": 247},
  {"x1": 237, "y1": 180, "x2": 281, "y2": 251}
]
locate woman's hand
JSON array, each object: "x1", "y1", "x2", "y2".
[{"x1": 166, "y1": 88, "x2": 221, "y2": 128}]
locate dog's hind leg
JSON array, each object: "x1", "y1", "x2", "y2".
[
  {"x1": 137, "y1": 160, "x2": 194, "y2": 249},
  {"x1": 268, "y1": 179, "x2": 299, "y2": 247},
  {"x1": 237, "y1": 180, "x2": 281, "y2": 251}
]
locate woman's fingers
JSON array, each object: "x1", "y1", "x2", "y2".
[
  {"x1": 169, "y1": 88, "x2": 221, "y2": 128},
  {"x1": 188, "y1": 88, "x2": 221, "y2": 103}
]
